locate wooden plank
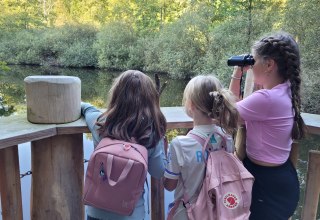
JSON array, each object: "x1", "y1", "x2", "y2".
[
  {"x1": 31, "y1": 134, "x2": 84, "y2": 220},
  {"x1": 151, "y1": 177, "x2": 164, "y2": 220},
  {"x1": 0, "y1": 114, "x2": 56, "y2": 149},
  {"x1": 301, "y1": 112, "x2": 320, "y2": 135},
  {"x1": 235, "y1": 70, "x2": 255, "y2": 160},
  {"x1": 0, "y1": 145, "x2": 23, "y2": 220},
  {"x1": 56, "y1": 117, "x2": 90, "y2": 135},
  {"x1": 243, "y1": 69, "x2": 255, "y2": 98},
  {"x1": 162, "y1": 107, "x2": 193, "y2": 129},
  {"x1": 0, "y1": 107, "x2": 319, "y2": 149},
  {"x1": 290, "y1": 141, "x2": 299, "y2": 169},
  {"x1": 301, "y1": 150, "x2": 320, "y2": 220}
]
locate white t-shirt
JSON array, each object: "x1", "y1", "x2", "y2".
[{"x1": 164, "y1": 124, "x2": 234, "y2": 219}]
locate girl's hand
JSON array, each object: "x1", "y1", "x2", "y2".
[
  {"x1": 163, "y1": 177, "x2": 178, "y2": 191},
  {"x1": 232, "y1": 66, "x2": 251, "y2": 78}
]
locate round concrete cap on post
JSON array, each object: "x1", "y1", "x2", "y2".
[{"x1": 24, "y1": 76, "x2": 81, "y2": 124}]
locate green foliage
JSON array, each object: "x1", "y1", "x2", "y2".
[
  {"x1": 202, "y1": 0, "x2": 284, "y2": 85},
  {"x1": 0, "y1": 26, "x2": 98, "y2": 67},
  {"x1": 95, "y1": 22, "x2": 138, "y2": 70},
  {"x1": 0, "y1": 30, "x2": 42, "y2": 64},
  {"x1": 165, "y1": 128, "x2": 188, "y2": 143},
  {"x1": 0, "y1": 0, "x2": 45, "y2": 30},
  {"x1": 51, "y1": 25, "x2": 98, "y2": 67},
  {"x1": 283, "y1": 0, "x2": 320, "y2": 114},
  {"x1": 0, "y1": 94, "x2": 15, "y2": 116},
  {"x1": 145, "y1": 12, "x2": 209, "y2": 78},
  {"x1": 0, "y1": 61, "x2": 10, "y2": 71},
  {"x1": 302, "y1": 69, "x2": 320, "y2": 114}
]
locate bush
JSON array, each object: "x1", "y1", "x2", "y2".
[
  {"x1": 0, "y1": 25, "x2": 98, "y2": 67},
  {"x1": 95, "y1": 22, "x2": 139, "y2": 70},
  {"x1": 202, "y1": 6, "x2": 281, "y2": 86},
  {"x1": 144, "y1": 12, "x2": 209, "y2": 79},
  {"x1": 0, "y1": 30, "x2": 42, "y2": 65},
  {"x1": 38, "y1": 25, "x2": 98, "y2": 67}
]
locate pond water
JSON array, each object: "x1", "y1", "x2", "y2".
[{"x1": 0, "y1": 65, "x2": 319, "y2": 219}]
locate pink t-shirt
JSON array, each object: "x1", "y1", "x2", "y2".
[{"x1": 236, "y1": 81, "x2": 294, "y2": 164}]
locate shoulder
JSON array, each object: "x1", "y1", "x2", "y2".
[
  {"x1": 236, "y1": 89, "x2": 272, "y2": 121},
  {"x1": 170, "y1": 135, "x2": 199, "y2": 156},
  {"x1": 214, "y1": 126, "x2": 232, "y2": 139},
  {"x1": 238, "y1": 89, "x2": 271, "y2": 106},
  {"x1": 171, "y1": 135, "x2": 198, "y2": 148},
  {"x1": 147, "y1": 138, "x2": 164, "y2": 156}
]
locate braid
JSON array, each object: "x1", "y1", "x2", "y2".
[{"x1": 253, "y1": 32, "x2": 306, "y2": 139}]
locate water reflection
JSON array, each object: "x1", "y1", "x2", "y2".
[{"x1": 0, "y1": 65, "x2": 187, "y2": 113}]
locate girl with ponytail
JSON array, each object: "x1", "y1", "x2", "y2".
[
  {"x1": 163, "y1": 75, "x2": 238, "y2": 219},
  {"x1": 229, "y1": 31, "x2": 305, "y2": 220}
]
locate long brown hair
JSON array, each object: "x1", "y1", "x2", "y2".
[
  {"x1": 252, "y1": 31, "x2": 306, "y2": 139},
  {"x1": 97, "y1": 70, "x2": 167, "y2": 148},
  {"x1": 183, "y1": 75, "x2": 238, "y2": 134}
]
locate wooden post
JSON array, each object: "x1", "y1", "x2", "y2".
[
  {"x1": 24, "y1": 76, "x2": 81, "y2": 124},
  {"x1": 243, "y1": 69, "x2": 255, "y2": 98},
  {"x1": 301, "y1": 150, "x2": 320, "y2": 220},
  {"x1": 31, "y1": 134, "x2": 84, "y2": 219},
  {"x1": 289, "y1": 141, "x2": 299, "y2": 169},
  {"x1": 235, "y1": 70, "x2": 254, "y2": 160},
  {"x1": 25, "y1": 76, "x2": 84, "y2": 219},
  {"x1": 0, "y1": 146, "x2": 23, "y2": 220},
  {"x1": 151, "y1": 177, "x2": 164, "y2": 220}
]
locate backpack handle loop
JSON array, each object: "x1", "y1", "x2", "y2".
[
  {"x1": 223, "y1": 153, "x2": 250, "y2": 208},
  {"x1": 106, "y1": 155, "x2": 134, "y2": 186}
]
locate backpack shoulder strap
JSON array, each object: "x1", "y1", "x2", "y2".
[
  {"x1": 95, "y1": 137, "x2": 148, "y2": 165},
  {"x1": 187, "y1": 130, "x2": 227, "y2": 151}
]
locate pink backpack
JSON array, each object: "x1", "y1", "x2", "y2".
[
  {"x1": 168, "y1": 132, "x2": 254, "y2": 220},
  {"x1": 83, "y1": 138, "x2": 148, "y2": 216}
]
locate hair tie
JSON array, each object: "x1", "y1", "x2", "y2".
[
  {"x1": 209, "y1": 91, "x2": 223, "y2": 106},
  {"x1": 209, "y1": 91, "x2": 224, "y2": 118}
]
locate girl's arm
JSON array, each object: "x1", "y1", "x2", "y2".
[
  {"x1": 148, "y1": 138, "x2": 166, "y2": 179},
  {"x1": 81, "y1": 102, "x2": 102, "y2": 147},
  {"x1": 229, "y1": 67, "x2": 244, "y2": 99},
  {"x1": 163, "y1": 140, "x2": 181, "y2": 191}
]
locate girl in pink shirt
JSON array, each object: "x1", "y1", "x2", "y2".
[{"x1": 229, "y1": 32, "x2": 306, "y2": 220}]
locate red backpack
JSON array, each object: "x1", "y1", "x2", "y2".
[
  {"x1": 168, "y1": 131, "x2": 254, "y2": 220},
  {"x1": 83, "y1": 138, "x2": 148, "y2": 216}
]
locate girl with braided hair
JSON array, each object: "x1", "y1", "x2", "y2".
[
  {"x1": 229, "y1": 31, "x2": 306, "y2": 219},
  {"x1": 164, "y1": 75, "x2": 238, "y2": 219}
]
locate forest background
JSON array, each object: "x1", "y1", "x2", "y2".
[{"x1": 0, "y1": 0, "x2": 319, "y2": 114}]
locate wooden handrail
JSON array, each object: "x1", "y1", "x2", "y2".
[
  {"x1": 1, "y1": 108, "x2": 319, "y2": 149},
  {"x1": 0, "y1": 107, "x2": 193, "y2": 149}
]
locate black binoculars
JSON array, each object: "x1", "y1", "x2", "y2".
[{"x1": 227, "y1": 54, "x2": 255, "y2": 67}]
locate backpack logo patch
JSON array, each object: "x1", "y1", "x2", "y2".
[
  {"x1": 209, "y1": 135, "x2": 217, "y2": 144},
  {"x1": 223, "y1": 192, "x2": 240, "y2": 209}
]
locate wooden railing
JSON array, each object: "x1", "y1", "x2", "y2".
[{"x1": 0, "y1": 108, "x2": 320, "y2": 220}]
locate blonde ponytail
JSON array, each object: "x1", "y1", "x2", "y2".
[{"x1": 209, "y1": 89, "x2": 238, "y2": 134}]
